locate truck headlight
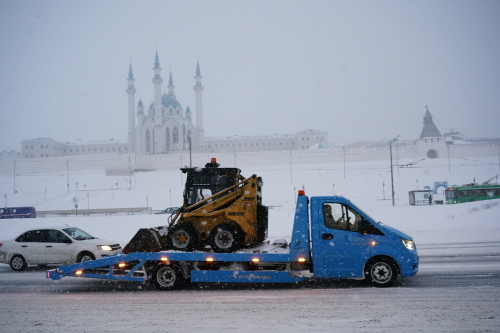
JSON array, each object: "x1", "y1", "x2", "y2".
[
  {"x1": 98, "y1": 245, "x2": 113, "y2": 251},
  {"x1": 400, "y1": 238, "x2": 416, "y2": 250}
]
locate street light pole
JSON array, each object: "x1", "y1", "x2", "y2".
[
  {"x1": 447, "y1": 145, "x2": 451, "y2": 173},
  {"x1": 188, "y1": 136, "x2": 192, "y2": 168},
  {"x1": 342, "y1": 147, "x2": 346, "y2": 178},
  {"x1": 66, "y1": 160, "x2": 69, "y2": 192},
  {"x1": 13, "y1": 160, "x2": 16, "y2": 194},
  {"x1": 389, "y1": 135, "x2": 400, "y2": 206}
]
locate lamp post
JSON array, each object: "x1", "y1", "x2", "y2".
[
  {"x1": 342, "y1": 147, "x2": 346, "y2": 178},
  {"x1": 66, "y1": 160, "x2": 69, "y2": 192},
  {"x1": 73, "y1": 197, "x2": 78, "y2": 216},
  {"x1": 389, "y1": 135, "x2": 400, "y2": 206},
  {"x1": 446, "y1": 145, "x2": 451, "y2": 173},
  {"x1": 179, "y1": 155, "x2": 184, "y2": 185},
  {"x1": 13, "y1": 160, "x2": 16, "y2": 194}
]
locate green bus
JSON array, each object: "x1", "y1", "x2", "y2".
[{"x1": 445, "y1": 184, "x2": 500, "y2": 204}]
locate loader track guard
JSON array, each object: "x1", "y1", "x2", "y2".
[{"x1": 123, "y1": 158, "x2": 268, "y2": 254}]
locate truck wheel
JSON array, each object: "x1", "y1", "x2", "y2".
[
  {"x1": 77, "y1": 252, "x2": 96, "y2": 263},
  {"x1": 166, "y1": 224, "x2": 197, "y2": 251},
  {"x1": 209, "y1": 223, "x2": 243, "y2": 253},
  {"x1": 10, "y1": 254, "x2": 27, "y2": 271},
  {"x1": 152, "y1": 263, "x2": 183, "y2": 290},
  {"x1": 365, "y1": 257, "x2": 398, "y2": 287}
]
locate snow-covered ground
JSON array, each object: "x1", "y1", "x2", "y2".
[
  {"x1": 1, "y1": 156, "x2": 499, "y2": 332},
  {"x1": 1, "y1": 156, "x2": 499, "y2": 249}
]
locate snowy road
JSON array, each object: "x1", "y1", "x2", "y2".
[{"x1": 1, "y1": 244, "x2": 499, "y2": 333}]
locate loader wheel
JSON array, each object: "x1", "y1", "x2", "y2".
[
  {"x1": 166, "y1": 224, "x2": 197, "y2": 251},
  {"x1": 209, "y1": 223, "x2": 243, "y2": 253},
  {"x1": 152, "y1": 263, "x2": 183, "y2": 291}
]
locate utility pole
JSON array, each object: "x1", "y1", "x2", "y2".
[
  {"x1": 446, "y1": 145, "x2": 451, "y2": 173},
  {"x1": 383, "y1": 181, "x2": 385, "y2": 200},
  {"x1": 188, "y1": 136, "x2": 192, "y2": 168},
  {"x1": 179, "y1": 155, "x2": 184, "y2": 185},
  {"x1": 389, "y1": 135, "x2": 400, "y2": 206},
  {"x1": 343, "y1": 147, "x2": 346, "y2": 178},
  {"x1": 66, "y1": 160, "x2": 69, "y2": 192},
  {"x1": 13, "y1": 160, "x2": 17, "y2": 194},
  {"x1": 289, "y1": 150, "x2": 293, "y2": 182}
]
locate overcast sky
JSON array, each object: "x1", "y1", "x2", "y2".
[{"x1": 1, "y1": 0, "x2": 499, "y2": 152}]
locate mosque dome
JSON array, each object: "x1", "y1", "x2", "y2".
[{"x1": 149, "y1": 94, "x2": 182, "y2": 110}]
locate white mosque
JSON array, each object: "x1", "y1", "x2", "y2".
[
  {"x1": 17, "y1": 51, "x2": 328, "y2": 160},
  {"x1": 127, "y1": 51, "x2": 204, "y2": 155}
]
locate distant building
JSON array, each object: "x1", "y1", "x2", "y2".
[
  {"x1": 21, "y1": 138, "x2": 127, "y2": 159},
  {"x1": 20, "y1": 51, "x2": 328, "y2": 159}
]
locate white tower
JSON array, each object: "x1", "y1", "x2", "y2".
[
  {"x1": 194, "y1": 60, "x2": 204, "y2": 151},
  {"x1": 126, "y1": 63, "x2": 136, "y2": 153},
  {"x1": 152, "y1": 51, "x2": 164, "y2": 153},
  {"x1": 136, "y1": 99, "x2": 144, "y2": 153}
]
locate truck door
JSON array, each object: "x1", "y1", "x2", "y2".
[{"x1": 314, "y1": 202, "x2": 371, "y2": 278}]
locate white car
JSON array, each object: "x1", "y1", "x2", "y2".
[{"x1": 0, "y1": 227, "x2": 122, "y2": 271}]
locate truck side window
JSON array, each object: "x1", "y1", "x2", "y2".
[
  {"x1": 323, "y1": 203, "x2": 362, "y2": 232},
  {"x1": 322, "y1": 203, "x2": 349, "y2": 231}
]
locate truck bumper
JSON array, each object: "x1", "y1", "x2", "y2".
[{"x1": 399, "y1": 251, "x2": 419, "y2": 278}]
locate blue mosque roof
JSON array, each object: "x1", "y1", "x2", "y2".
[{"x1": 149, "y1": 94, "x2": 182, "y2": 110}]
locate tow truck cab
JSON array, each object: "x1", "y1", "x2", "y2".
[{"x1": 306, "y1": 195, "x2": 419, "y2": 281}]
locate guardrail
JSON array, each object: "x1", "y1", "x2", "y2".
[{"x1": 37, "y1": 207, "x2": 153, "y2": 217}]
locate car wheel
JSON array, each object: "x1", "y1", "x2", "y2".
[
  {"x1": 152, "y1": 263, "x2": 183, "y2": 290},
  {"x1": 209, "y1": 223, "x2": 244, "y2": 253},
  {"x1": 10, "y1": 254, "x2": 28, "y2": 271},
  {"x1": 365, "y1": 257, "x2": 398, "y2": 287},
  {"x1": 77, "y1": 251, "x2": 96, "y2": 263},
  {"x1": 165, "y1": 223, "x2": 197, "y2": 251}
]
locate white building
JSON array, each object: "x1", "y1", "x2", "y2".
[{"x1": 128, "y1": 52, "x2": 202, "y2": 155}]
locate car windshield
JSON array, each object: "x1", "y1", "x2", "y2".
[{"x1": 62, "y1": 227, "x2": 95, "y2": 240}]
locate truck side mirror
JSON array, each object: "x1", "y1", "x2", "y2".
[{"x1": 358, "y1": 219, "x2": 384, "y2": 236}]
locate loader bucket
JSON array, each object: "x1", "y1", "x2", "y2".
[{"x1": 122, "y1": 228, "x2": 168, "y2": 254}]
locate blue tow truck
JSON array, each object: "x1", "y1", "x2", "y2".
[{"x1": 47, "y1": 191, "x2": 418, "y2": 289}]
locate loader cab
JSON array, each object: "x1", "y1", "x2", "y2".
[{"x1": 181, "y1": 159, "x2": 242, "y2": 206}]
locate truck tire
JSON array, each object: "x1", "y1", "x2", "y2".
[
  {"x1": 77, "y1": 251, "x2": 96, "y2": 263},
  {"x1": 152, "y1": 263, "x2": 183, "y2": 290},
  {"x1": 209, "y1": 223, "x2": 243, "y2": 253},
  {"x1": 165, "y1": 223, "x2": 197, "y2": 252},
  {"x1": 365, "y1": 257, "x2": 398, "y2": 287},
  {"x1": 10, "y1": 254, "x2": 27, "y2": 271}
]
